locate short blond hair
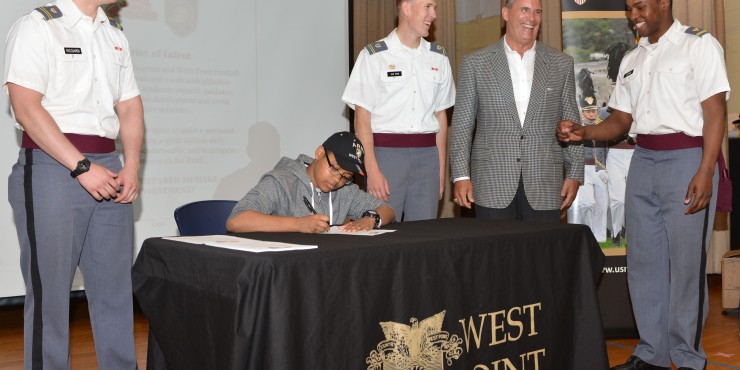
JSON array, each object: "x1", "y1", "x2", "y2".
[{"x1": 396, "y1": 0, "x2": 413, "y2": 12}]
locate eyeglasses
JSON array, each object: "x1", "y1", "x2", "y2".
[{"x1": 326, "y1": 153, "x2": 354, "y2": 184}]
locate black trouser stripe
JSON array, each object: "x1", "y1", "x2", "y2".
[
  {"x1": 23, "y1": 148, "x2": 43, "y2": 370},
  {"x1": 694, "y1": 206, "x2": 709, "y2": 369}
]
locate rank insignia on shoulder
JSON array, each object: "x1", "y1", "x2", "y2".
[
  {"x1": 430, "y1": 43, "x2": 447, "y2": 56},
  {"x1": 685, "y1": 27, "x2": 709, "y2": 37},
  {"x1": 365, "y1": 41, "x2": 388, "y2": 55},
  {"x1": 109, "y1": 18, "x2": 123, "y2": 31},
  {"x1": 35, "y1": 5, "x2": 63, "y2": 21}
]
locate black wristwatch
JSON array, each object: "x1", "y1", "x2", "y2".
[
  {"x1": 70, "y1": 158, "x2": 91, "y2": 178},
  {"x1": 362, "y1": 210, "x2": 382, "y2": 229}
]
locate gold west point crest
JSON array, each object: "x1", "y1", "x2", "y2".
[{"x1": 366, "y1": 311, "x2": 462, "y2": 370}]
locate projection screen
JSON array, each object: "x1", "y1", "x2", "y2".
[{"x1": 0, "y1": 0, "x2": 350, "y2": 299}]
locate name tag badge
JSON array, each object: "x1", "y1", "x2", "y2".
[
  {"x1": 387, "y1": 71, "x2": 402, "y2": 77},
  {"x1": 623, "y1": 70, "x2": 634, "y2": 78},
  {"x1": 64, "y1": 47, "x2": 82, "y2": 55}
]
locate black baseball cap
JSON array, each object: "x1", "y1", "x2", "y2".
[{"x1": 322, "y1": 131, "x2": 365, "y2": 176}]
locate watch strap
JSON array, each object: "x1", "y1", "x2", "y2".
[
  {"x1": 70, "y1": 158, "x2": 91, "y2": 178},
  {"x1": 362, "y1": 210, "x2": 381, "y2": 229}
]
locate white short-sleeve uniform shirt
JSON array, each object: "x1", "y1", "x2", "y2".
[
  {"x1": 609, "y1": 20, "x2": 730, "y2": 136},
  {"x1": 3, "y1": 0, "x2": 140, "y2": 139},
  {"x1": 342, "y1": 29, "x2": 455, "y2": 134}
]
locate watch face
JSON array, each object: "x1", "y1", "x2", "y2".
[{"x1": 71, "y1": 158, "x2": 91, "y2": 178}]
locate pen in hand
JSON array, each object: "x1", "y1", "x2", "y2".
[
  {"x1": 303, "y1": 196, "x2": 317, "y2": 215},
  {"x1": 303, "y1": 196, "x2": 340, "y2": 227}
]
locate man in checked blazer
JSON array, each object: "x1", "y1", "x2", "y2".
[{"x1": 449, "y1": 0, "x2": 583, "y2": 221}]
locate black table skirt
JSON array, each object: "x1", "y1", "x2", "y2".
[{"x1": 132, "y1": 217, "x2": 608, "y2": 370}]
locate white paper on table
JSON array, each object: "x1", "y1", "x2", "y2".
[
  {"x1": 323, "y1": 226, "x2": 397, "y2": 236},
  {"x1": 162, "y1": 235, "x2": 317, "y2": 253}
]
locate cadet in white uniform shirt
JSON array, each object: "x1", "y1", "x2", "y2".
[
  {"x1": 4, "y1": 0, "x2": 144, "y2": 368},
  {"x1": 342, "y1": 0, "x2": 455, "y2": 221},
  {"x1": 558, "y1": 0, "x2": 730, "y2": 368}
]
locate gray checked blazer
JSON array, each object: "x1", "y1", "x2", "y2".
[{"x1": 449, "y1": 38, "x2": 584, "y2": 211}]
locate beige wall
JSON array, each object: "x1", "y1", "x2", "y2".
[
  {"x1": 455, "y1": 15, "x2": 502, "y2": 71},
  {"x1": 727, "y1": 0, "x2": 740, "y2": 115}
]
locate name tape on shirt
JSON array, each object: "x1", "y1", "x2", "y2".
[
  {"x1": 64, "y1": 47, "x2": 82, "y2": 55},
  {"x1": 387, "y1": 71, "x2": 402, "y2": 77}
]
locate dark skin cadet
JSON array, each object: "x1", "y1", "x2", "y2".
[{"x1": 556, "y1": 0, "x2": 727, "y2": 215}]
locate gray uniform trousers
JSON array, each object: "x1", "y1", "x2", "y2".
[
  {"x1": 375, "y1": 146, "x2": 439, "y2": 221},
  {"x1": 8, "y1": 149, "x2": 137, "y2": 370},
  {"x1": 626, "y1": 146, "x2": 717, "y2": 370}
]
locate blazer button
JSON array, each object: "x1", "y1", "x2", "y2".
[
  {"x1": 520, "y1": 135, "x2": 525, "y2": 140},
  {"x1": 516, "y1": 158, "x2": 521, "y2": 162}
]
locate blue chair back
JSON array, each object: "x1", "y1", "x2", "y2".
[{"x1": 174, "y1": 200, "x2": 238, "y2": 236}]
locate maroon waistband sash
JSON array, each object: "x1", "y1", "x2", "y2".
[
  {"x1": 22, "y1": 132, "x2": 116, "y2": 153},
  {"x1": 373, "y1": 133, "x2": 436, "y2": 148},
  {"x1": 636, "y1": 133, "x2": 702, "y2": 151},
  {"x1": 584, "y1": 158, "x2": 596, "y2": 165}
]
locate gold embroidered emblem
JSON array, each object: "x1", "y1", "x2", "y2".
[
  {"x1": 585, "y1": 96, "x2": 594, "y2": 105},
  {"x1": 366, "y1": 311, "x2": 463, "y2": 370}
]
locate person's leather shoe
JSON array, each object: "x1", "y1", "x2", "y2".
[{"x1": 610, "y1": 356, "x2": 670, "y2": 370}]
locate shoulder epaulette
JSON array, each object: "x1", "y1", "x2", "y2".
[
  {"x1": 685, "y1": 26, "x2": 709, "y2": 37},
  {"x1": 365, "y1": 41, "x2": 388, "y2": 55},
  {"x1": 35, "y1": 5, "x2": 63, "y2": 21},
  {"x1": 108, "y1": 17, "x2": 123, "y2": 31},
  {"x1": 430, "y1": 43, "x2": 447, "y2": 56},
  {"x1": 626, "y1": 44, "x2": 638, "y2": 54}
]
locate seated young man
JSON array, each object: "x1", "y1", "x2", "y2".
[{"x1": 226, "y1": 131, "x2": 395, "y2": 233}]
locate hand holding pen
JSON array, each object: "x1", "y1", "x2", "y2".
[
  {"x1": 300, "y1": 196, "x2": 330, "y2": 233},
  {"x1": 303, "y1": 196, "x2": 345, "y2": 227}
]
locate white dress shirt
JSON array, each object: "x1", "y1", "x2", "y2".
[
  {"x1": 609, "y1": 20, "x2": 730, "y2": 136},
  {"x1": 503, "y1": 35, "x2": 536, "y2": 127},
  {"x1": 342, "y1": 29, "x2": 455, "y2": 134},
  {"x1": 4, "y1": 0, "x2": 140, "y2": 139}
]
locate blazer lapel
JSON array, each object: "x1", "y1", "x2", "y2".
[
  {"x1": 488, "y1": 39, "x2": 521, "y2": 127},
  {"x1": 523, "y1": 44, "x2": 549, "y2": 130}
]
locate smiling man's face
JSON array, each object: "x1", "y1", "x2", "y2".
[
  {"x1": 502, "y1": 0, "x2": 542, "y2": 51},
  {"x1": 626, "y1": 0, "x2": 672, "y2": 43}
]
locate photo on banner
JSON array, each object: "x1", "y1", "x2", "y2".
[{"x1": 562, "y1": 0, "x2": 636, "y2": 248}]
